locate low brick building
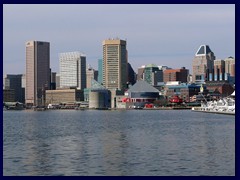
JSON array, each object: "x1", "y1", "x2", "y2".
[
  {"x1": 45, "y1": 89, "x2": 84, "y2": 105},
  {"x1": 205, "y1": 81, "x2": 234, "y2": 97}
]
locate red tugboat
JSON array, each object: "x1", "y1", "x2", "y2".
[{"x1": 169, "y1": 95, "x2": 183, "y2": 105}]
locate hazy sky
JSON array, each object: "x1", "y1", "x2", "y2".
[{"x1": 3, "y1": 4, "x2": 235, "y2": 75}]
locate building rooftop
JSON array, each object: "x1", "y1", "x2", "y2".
[
  {"x1": 146, "y1": 64, "x2": 158, "y2": 68},
  {"x1": 127, "y1": 80, "x2": 159, "y2": 93},
  {"x1": 91, "y1": 79, "x2": 106, "y2": 90},
  {"x1": 195, "y1": 45, "x2": 213, "y2": 56}
]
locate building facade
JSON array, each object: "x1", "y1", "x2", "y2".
[
  {"x1": 214, "y1": 59, "x2": 225, "y2": 81},
  {"x1": 163, "y1": 67, "x2": 189, "y2": 83},
  {"x1": 224, "y1": 56, "x2": 235, "y2": 83},
  {"x1": 59, "y1": 51, "x2": 86, "y2": 90},
  {"x1": 144, "y1": 64, "x2": 163, "y2": 86},
  {"x1": 192, "y1": 45, "x2": 215, "y2": 84},
  {"x1": 25, "y1": 41, "x2": 50, "y2": 106},
  {"x1": 164, "y1": 82, "x2": 201, "y2": 102},
  {"x1": 3, "y1": 74, "x2": 25, "y2": 103},
  {"x1": 137, "y1": 65, "x2": 145, "y2": 80},
  {"x1": 128, "y1": 63, "x2": 136, "y2": 86},
  {"x1": 86, "y1": 65, "x2": 98, "y2": 88},
  {"x1": 98, "y1": 59, "x2": 103, "y2": 84},
  {"x1": 45, "y1": 89, "x2": 84, "y2": 105},
  {"x1": 102, "y1": 38, "x2": 128, "y2": 90}
]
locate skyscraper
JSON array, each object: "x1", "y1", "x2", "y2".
[
  {"x1": 192, "y1": 45, "x2": 215, "y2": 84},
  {"x1": 102, "y1": 38, "x2": 128, "y2": 90},
  {"x1": 25, "y1": 41, "x2": 50, "y2": 106},
  {"x1": 59, "y1": 51, "x2": 86, "y2": 90}
]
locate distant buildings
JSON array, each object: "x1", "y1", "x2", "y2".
[
  {"x1": 192, "y1": 45, "x2": 215, "y2": 84},
  {"x1": 125, "y1": 80, "x2": 160, "y2": 107},
  {"x1": 102, "y1": 38, "x2": 128, "y2": 90},
  {"x1": 97, "y1": 59, "x2": 103, "y2": 84},
  {"x1": 56, "y1": 73, "x2": 60, "y2": 89},
  {"x1": 3, "y1": 74, "x2": 25, "y2": 103},
  {"x1": 45, "y1": 89, "x2": 84, "y2": 105},
  {"x1": 50, "y1": 72, "x2": 57, "y2": 90},
  {"x1": 25, "y1": 41, "x2": 50, "y2": 106},
  {"x1": 59, "y1": 51, "x2": 86, "y2": 90},
  {"x1": 164, "y1": 82, "x2": 201, "y2": 102},
  {"x1": 144, "y1": 64, "x2": 163, "y2": 86},
  {"x1": 86, "y1": 65, "x2": 98, "y2": 88},
  {"x1": 127, "y1": 63, "x2": 136, "y2": 86},
  {"x1": 137, "y1": 65, "x2": 145, "y2": 80},
  {"x1": 4, "y1": 39, "x2": 236, "y2": 108},
  {"x1": 213, "y1": 59, "x2": 225, "y2": 81},
  {"x1": 163, "y1": 67, "x2": 189, "y2": 83},
  {"x1": 224, "y1": 56, "x2": 235, "y2": 83},
  {"x1": 3, "y1": 89, "x2": 15, "y2": 102}
]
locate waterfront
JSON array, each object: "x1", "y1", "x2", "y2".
[{"x1": 3, "y1": 110, "x2": 235, "y2": 176}]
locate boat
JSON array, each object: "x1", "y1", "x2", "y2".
[{"x1": 192, "y1": 91, "x2": 235, "y2": 115}]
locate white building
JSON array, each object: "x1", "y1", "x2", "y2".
[{"x1": 60, "y1": 52, "x2": 86, "y2": 90}]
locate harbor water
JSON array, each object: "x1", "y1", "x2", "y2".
[{"x1": 3, "y1": 110, "x2": 235, "y2": 176}]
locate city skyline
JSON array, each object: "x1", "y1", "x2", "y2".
[{"x1": 3, "y1": 4, "x2": 235, "y2": 75}]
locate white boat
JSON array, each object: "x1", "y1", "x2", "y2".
[{"x1": 192, "y1": 91, "x2": 235, "y2": 115}]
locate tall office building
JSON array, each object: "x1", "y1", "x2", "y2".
[
  {"x1": 192, "y1": 45, "x2": 215, "y2": 84},
  {"x1": 60, "y1": 51, "x2": 86, "y2": 90},
  {"x1": 102, "y1": 38, "x2": 128, "y2": 90},
  {"x1": 25, "y1": 41, "x2": 50, "y2": 106}
]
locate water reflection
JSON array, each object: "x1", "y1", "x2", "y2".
[{"x1": 3, "y1": 110, "x2": 235, "y2": 176}]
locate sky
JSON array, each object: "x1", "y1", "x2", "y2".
[{"x1": 3, "y1": 4, "x2": 235, "y2": 75}]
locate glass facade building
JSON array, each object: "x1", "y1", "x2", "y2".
[{"x1": 59, "y1": 52, "x2": 86, "y2": 90}]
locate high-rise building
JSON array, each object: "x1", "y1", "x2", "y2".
[
  {"x1": 3, "y1": 74, "x2": 25, "y2": 103},
  {"x1": 59, "y1": 51, "x2": 86, "y2": 90},
  {"x1": 224, "y1": 56, "x2": 235, "y2": 82},
  {"x1": 214, "y1": 59, "x2": 225, "y2": 81},
  {"x1": 25, "y1": 41, "x2": 50, "y2": 106},
  {"x1": 98, "y1": 59, "x2": 103, "y2": 84},
  {"x1": 144, "y1": 64, "x2": 163, "y2": 86},
  {"x1": 86, "y1": 65, "x2": 98, "y2": 88},
  {"x1": 192, "y1": 45, "x2": 215, "y2": 84},
  {"x1": 102, "y1": 38, "x2": 128, "y2": 90}
]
